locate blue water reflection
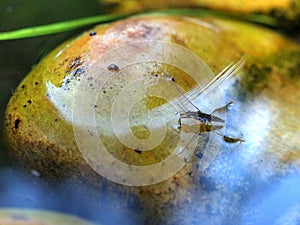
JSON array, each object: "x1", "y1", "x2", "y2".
[
  {"x1": 0, "y1": 167, "x2": 141, "y2": 225},
  {"x1": 240, "y1": 175, "x2": 300, "y2": 224}
]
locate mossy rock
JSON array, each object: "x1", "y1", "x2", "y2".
[
  {"x1": 4, "y1": 15, "x2": 300, "y2": 225},
  {"x1": 103, "y1": 0, "x2": 300, "y2": 30}
]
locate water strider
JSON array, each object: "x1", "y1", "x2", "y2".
[{"x1": 166, "y1": 58, "x2": 245, "y2": 144}]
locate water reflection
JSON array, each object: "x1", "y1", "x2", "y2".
[
  {"x1": 2, "y1": 84, "x2": 300, "y2": 224},
  {"x1": 0, "y1": 167, "x2": 141, "y2": 225},
  {"x1": 2, "y1": 162, "x2": 299, "y2": 225},
  {"x1": 164, "y1": 150, "x2": 300, "y2": 225},
  {"x1": 240, "y1": 175, "x2": 300, "y2": 224}
]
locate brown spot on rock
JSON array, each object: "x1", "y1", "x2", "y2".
[{"x1": 14, "y1": 119, "x2": 20, "y2": 129}]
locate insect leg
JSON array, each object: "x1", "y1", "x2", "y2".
[
  {"x1": 178, "y1": 113, "x2": 193, "y2": 128},
  {"x1": 211, "y1": 101, "x2": 233, "y2": 115},
  {"x1": 177, "y1": 128, "x2": 202, "y2": 157},
  {"x1": 213, "y1": 131, "x2": 245, "y2": 143},
  {"x1": 178, "y1": 116, "x2": 182, "y2": 129},
  {"x1": 168, "y1": 76, "x2": 202, "y2": 113},
  {"x1": 185, "y1": 56, "x2": 246, "y2": 100},
  {"x1": 223, "y1": 135, "x2": 245, "y2": 143},
  {"x1": 165, "y1": 76, "x2": 204, "y2": 128}
]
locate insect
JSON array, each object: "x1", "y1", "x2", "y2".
[
  {"x1": 169, "y1": 58, "x2": 245, "y2": 143},
  {"x1": 178, "y1": 105, "x2": 245, "y2": 143}
]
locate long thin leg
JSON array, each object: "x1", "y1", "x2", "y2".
[
  {"x1": 169, "y1": 76, "x2": 202, "y2": 112},
  {"x1": 178, "y1": 117, "x2": 182, "y2": 129},
  {"x1": 214, "y1": 131, "x2": 245, "y2": 143},
  {"x1": 178, "y1": 113, "x2": 192, "y2": 128},
  {"x1": 211, "y1": 101, "x2": 233, "y2": 115},
  {"x1": 223, "y1": 135, "x2": 245, "y2": 143}
]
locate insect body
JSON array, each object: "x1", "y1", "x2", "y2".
[
  {"x1": 178, "y1": 101, "x2": 232, "y2": 127},
  {"x1": 170, "y1": 58, "x2": 245, "y2": 143},
  {"x1": 178, "y1": 102, "x2": 244, "y2": 143}
]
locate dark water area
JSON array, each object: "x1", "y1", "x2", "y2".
[{"x1": 1, "y1": 1, "x2": 300, "y2": 225}]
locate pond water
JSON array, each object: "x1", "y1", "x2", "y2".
[{"x1": 1, "y1": 1, "x2": 300, "y2": 225}]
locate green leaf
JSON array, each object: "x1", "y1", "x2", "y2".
[
  {"x1": 0, "y1": 12, "x2": 131, "y2": 41},
  {"x1": 0, "y1": 9, "x2": 277, "y2": 41}
]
